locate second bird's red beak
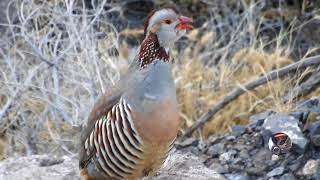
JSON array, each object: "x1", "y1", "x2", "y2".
[{"x1": 176, "y1": 16, "x2": 193, "y2": 30}]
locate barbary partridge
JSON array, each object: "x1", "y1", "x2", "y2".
[{"x1": 79, "y1": 6, "x2": 193, "y2": 180}]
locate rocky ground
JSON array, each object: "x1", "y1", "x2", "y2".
[{"x1": 0, "y1": 98, "x2": 319, "y2": 180}]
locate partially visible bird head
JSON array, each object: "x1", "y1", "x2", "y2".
[{"x1": 144, "y1": 6, "x2": 193, "y2": 49}]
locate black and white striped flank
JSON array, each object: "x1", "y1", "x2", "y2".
[{"x1": 84, "y1": 98, "x2": 144, "y2": 179}]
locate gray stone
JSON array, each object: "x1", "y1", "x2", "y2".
[
  {"x1": 0, "y1": 155, "x2": 79, "y2": 180},
  {"x1": 208, "y1": 136, "x2": 221, "y2": 144},
  {"x1": 239, "y1": 149, "x2": 250, "y2": 159},
  {"x1": 307, "y1": 121, "x2": 320, "y2": 147},
  {"x1": 266, "y1": 166, "x2": 285, "y2": 177},
  {"x1": 263, "y1": 113, "x2": 308, "y2": 152},
  {"x1": 232, "y1": 125, "x2": 247, "y2": 136},
  {"x1": 149, "y1": 151, "x2": 227, "y2": 180},
  {"x1": 297, "y1": 97, "x2": 320, "y2": 114},
  {"x1": 279, "y1": 173, "x2": 296, "y2": 180},
  {"x1": 207, "y1": 143, "x2": 225, "y2": 157},
  {"x1": 302, "y1": 159, "x2": 320, "y2": 176},
  {"x1": 289, "y1": 162, "x2": 300, "y2": 172},
  {"x1": 219, "y1": 149, "x2": 237, "y2": 163},
  {"x1": 232, "y1": 157, "x2": 242, "y2": 164},
  {"x1": 209, "y1": 163, "x2": 229, "y2": 174},
  {"x1": 253, "y1": 149, "x2": 272, "y2": 163},
  {"x1": 249, "y1": 111, "x2": 274, "y2": 126},
  {"x1": 198, "y1": 140, "x2": 208, "y2": 151},
  {"x1": 289, "y1": 111, "x2": 309, "y2": 123},
  {"x1": 225, "y1": 173, "x2": 250, "y2": 180},
  {"x1": 175, "y1": 138, "x2": 198, "y2": 149},
  {"x1": 0, "y1": 151, "x2": 227, "y2": 180},
  {"x1": 246, "y1": 166, "x2": 266, "y2": 175},
  {"x1": 226, "y1": 135, "x2": 236, "y2": 141}
]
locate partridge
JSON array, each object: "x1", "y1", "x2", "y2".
[{"x1": 79, "y1": 6, "x2": 193, "y2": 180}]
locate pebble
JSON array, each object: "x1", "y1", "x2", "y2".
[
  {"x1": 302, "y1": 159, "x2": 320, "y2": 175},
  {"x1": 226, "y1": 135, "x2": 236, "y2": 141},
  {"x1": 297, "y1": 98, "x2": 320, "y2": 113},
  {"x1": 289, "y1": 111, "x2": 309, "y2": 123},
  {"x1": 232, "y1": 125, "x2": 247, "y2": 136},
  {"x1": 207, "y1": 143, "x2": 224, "y2": 157},
  {"x1": 175, "y1": 138, "x2": 198, "y2": 149},
  {"x1": 209, "y1": 163, "x2": 229, "y2": 174},
  {"x1": 219, "y1": 150, "x2": 237, "y2": 163},
  {"x1": 238, "y1": 150, "x2": 250, "y2": 159},
  {"x1": 279, "y1": 173, "x2": 296, "y2": 180},
  {"x1": 249, "y1": 111, "x2": 274, "y2": 126},
  {"x1": 308, "y1": 121, "x2": 320, "y2": 147},
  {"x1": 225, "y1": 174, "x2": 250, "y2": 180},
  {"x1": 266, "y1": 166, "x2": 285, "y2": 177}
]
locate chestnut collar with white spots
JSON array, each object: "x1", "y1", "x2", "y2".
[{"x1": 138, "y1": 33, "x2": 169, "y2": 69}]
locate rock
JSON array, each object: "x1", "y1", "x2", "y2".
[
  {"x1": 307, "y1": 121, "x2": 320, "y2": 147},
  {"x1": 175, "y1": 138, "x2": 199, "y2": 149},
  {"x1": 0, "y1": 155, "x2": 79, "y2": 180},
  {"x1": 271, "y1": 154, "x2": 280, "y2": 161},
  {"x1": 198, "y1": 140, "x2": 209, "y2": 152},
  {"x1": 151, "y1": 151, "x2": 227, "y2": 180},
  {"x1": 225, "y1": 135, "x2": 236, "y2": 141},
  {"x1": 188, "y1": 146, "x2": 201, "y2": 156},
  {"x1": 0, "y1": 151, "x2": 225, "y2": 180},
  {"x1": 219, "y1": 149, "x2": 237, "y2": 163},
  {"x1": 238, "y1": 150, "x2": 250, "y2": 159},
  {"x1": 289, "y1": 162, "x2": 300, "y2": 172},
  {"x1": 246, "y1": 166, "x2": 266, "y2": 176},
  {"x1": 297, "y1": 97, "x2": 320, "y2": 114},
  {"x1": 249, "y1": 111, "x2": 274, "y2": 127},
  {"x1": 266, "y1": 166, "x2": 285, "y2": 177},
  {"x1": 209, "y1": 163, "x2": 229, "y2": 174},
  {"x1": 262, "y1": 113, "x2": 308, "y2": 152},
  {"x1": 232, "y1": 125, "x2": 247, "y2": 136},
  {"x1": 260, "y1": 129, "x2": 273, "y2": 147},
  {"x1": 279, "y1": 173, "x2": 296, "y2": 180},
  {"x1": 301, "y1": 159, "x2": 320, "y2": 176},
  {"x1": 207, "y1": 143, "x2": 225, "y2": 157},
  {"x1": 225, "y1": 173, "x2": 250, "y2": 180},
  {"x1": 208, "y1": 136, "x2": 220, "y2": 144},
  {"x1": 252, "y1": 133, "x2": 264, "y2": 147},
  {"x1": 289, "y1": 111, "x2": 309, "y2": 124},
  {"x1": 253, "y1": 149, "x2": 272, "y2": 163}
]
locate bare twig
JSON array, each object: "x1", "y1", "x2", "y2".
[
  {"x1": 0, "y1": 62, "x2": 46, "y2": 122},
  {"x1": 284, "y1": 69, "x2": 320, "y2": 102},
  {"x1": 181, "y1": 55, "x2": 320, "y2": 140}
]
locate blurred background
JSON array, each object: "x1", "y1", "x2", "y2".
[{"x1": 0, "y1": 0, "x2": 319, "y2": 160}]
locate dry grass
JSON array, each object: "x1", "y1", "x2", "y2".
[{"x1": 0, "y1": 0, "x2": 319, "y2": 158}]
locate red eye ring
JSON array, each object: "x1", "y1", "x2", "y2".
[{"x1": 164, "y1": 19, "x2": 172, "y2": 24}]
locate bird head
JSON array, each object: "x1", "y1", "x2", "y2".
[{"x1": 144, "y1": 6, "x2": 193, "y2": 49}]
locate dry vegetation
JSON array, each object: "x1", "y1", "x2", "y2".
[{"x1": 0, "y1": 0, "x2": 319, "y2": 158}]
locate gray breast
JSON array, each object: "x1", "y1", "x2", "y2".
[{"x1": 122, "y1": 60, "x2": 177, "y2": 113}]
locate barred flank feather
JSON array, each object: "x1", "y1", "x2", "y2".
[{"x1": 84, "y1": 98, "x2": 144, "y2": 179}]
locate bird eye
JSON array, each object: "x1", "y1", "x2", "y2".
[{"x1": 164, "y1": 19, "x2": 172, "y2": 24}]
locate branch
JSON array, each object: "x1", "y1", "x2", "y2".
[
  {"x1": 180, "y1": 55, "x2": 320, "y2": 140},
  {"x1": 284, "y1": 69, "x2": 320, "y2": 102}
]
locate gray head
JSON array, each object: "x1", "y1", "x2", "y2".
[{"x1": 144, "y1": 6, "x2": 193, "y2": 50}]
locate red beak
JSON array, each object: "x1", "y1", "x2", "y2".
[{"x1": 176, "y1": 16, "x2": 193, "y2": 30}]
